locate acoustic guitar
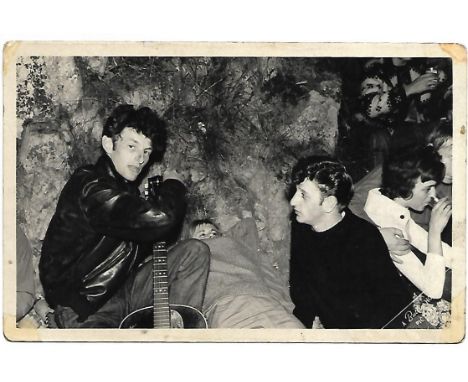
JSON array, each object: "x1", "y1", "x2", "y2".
[{"x1": 119, "y1": 176, "x2": 207, "y2": 329}]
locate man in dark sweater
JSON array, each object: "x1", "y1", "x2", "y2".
[
  {"x1": 39, "y1": 105, "x2": 210, "y2": 328},
  {"x1": 289, "y1": 157, "x2": 411, "y2": 328}
]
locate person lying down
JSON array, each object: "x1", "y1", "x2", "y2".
[{"x1": 189, "y1": 217, "x2": 304, "y2": 329}]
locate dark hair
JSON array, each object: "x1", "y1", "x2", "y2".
[
  {"x1": 388, "y1": 119, "x2": 453, "y2": 155},
  {"x1": 426, "y1": 119, "x2": 452, "y2": 151},
  {"x1": 381, "y1": 145, "x2": 445, "y2": 200},
  {"x1": 102, "y1": 104, "x2": 167, "y2": 161},
  {"x1": 291, "y1": 156, "x2": 354, "y2": 211}
]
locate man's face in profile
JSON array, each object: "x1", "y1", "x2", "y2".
[
  {"x1": 406, "y1": 177, "x2": 438, "y2": 212},
  {"x1": 290, "y1": 179, "x2": 325, "y2": 226}
]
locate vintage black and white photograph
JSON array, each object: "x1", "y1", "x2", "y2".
[{"x1": 3, "y1": 42, "x2": 466, "y2": 342}]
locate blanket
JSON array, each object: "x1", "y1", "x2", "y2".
[{"x1": 201, "y1": 218, "x2": 304, "y2": 328}]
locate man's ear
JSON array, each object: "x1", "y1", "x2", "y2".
[
  {"x1": 322, "y1": 195, "x2": 338, "y2": 213},
  {"x1": 102, "y1": 136, "x2": 114, "y2": 155},
  {"x1": 403, "y1": 191, "x2": 414, "y2": 201}
]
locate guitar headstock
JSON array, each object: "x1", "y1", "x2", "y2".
[{"x1": 144, "y1": 175, "x2": 163, "y2": 201}]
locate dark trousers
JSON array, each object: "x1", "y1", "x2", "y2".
[{"x1": 55, "y1": 239, "x2": 210, "y2": 328}]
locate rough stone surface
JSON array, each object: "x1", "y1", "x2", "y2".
[
  {"x1": 17, "y1": 123, "x2": 74, "y2": 250},
  {"x1": 16, "y1": 56, "x2": 342, "y2": 285}
]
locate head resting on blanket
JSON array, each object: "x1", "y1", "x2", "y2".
[{"x1": 189, "y1": 219, "x2": 221, "y2": 240}]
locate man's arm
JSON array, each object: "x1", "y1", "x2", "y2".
[
  {"x1": 407, "y1": 213, "x2": 453, "y2": 268},
  {"x1": 360, "y1": 75, "x2": 408, "y2": 120},
  {"x1": 80, "y1": 176, "x2": 187, "y2": 242},
  {"x1": 355, "y1": 226, "x2": 412, "y2": 328},
  {"x1": 378, "y1": 227, "x2": 411, "y2": 262},
  {"x1": 289, "y1": 222, "x2": 317, "y2": 328},
  {"x1": 371, "y1": 221, "x2": 447, "y2": 299},
  {"x1": 390, "y1": 198, "x2": 452, "y2": 299}
]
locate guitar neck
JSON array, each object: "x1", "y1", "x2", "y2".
[{"x1": 153, "y1": 241, "x2": 170, "y2": 328}]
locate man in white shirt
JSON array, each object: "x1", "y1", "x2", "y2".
[
  {"x1": 349, "y1": 120, "x2": 453, "y2": 255},
  {"x1": 364, "y1": 146, "x2": 452, "y2": 299}
]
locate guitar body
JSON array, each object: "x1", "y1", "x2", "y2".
[
  {"x1": 119, "y1": 177, "x2": 208, "y2": 330},
  {"x1": 119, "y1": 304, "x2": 208, "y2": 329}
]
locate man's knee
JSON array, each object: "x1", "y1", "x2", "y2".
[
  {"x1": 172, "y1": 239, "x2": 210, "y2": 266},
  {"x1": 186, "y1": 239, "x2": 210, "y2": 263}
]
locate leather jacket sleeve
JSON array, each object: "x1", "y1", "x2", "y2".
[{"x1": 80, "y1": 175, "x2": 187, "y2": 242}]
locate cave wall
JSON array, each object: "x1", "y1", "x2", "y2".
[{"x1": 16, "y1": 56, "x2": 342, "y2": 287}]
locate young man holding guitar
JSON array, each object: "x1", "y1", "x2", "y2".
[{"x1": 39, "y1": 105, "x2": 210, "y2": 328}]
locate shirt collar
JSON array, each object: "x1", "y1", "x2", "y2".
[{"x1": 365, "y1": 188, "x2": 411, "y2": 223}]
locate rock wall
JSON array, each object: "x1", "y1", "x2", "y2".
[{"x1": 16, "y1": 56, "x2": 341, "y2": 287}]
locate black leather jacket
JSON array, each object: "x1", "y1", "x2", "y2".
[{"x1": 39, "y1": 155, "x2": 187, "y2": 320}]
